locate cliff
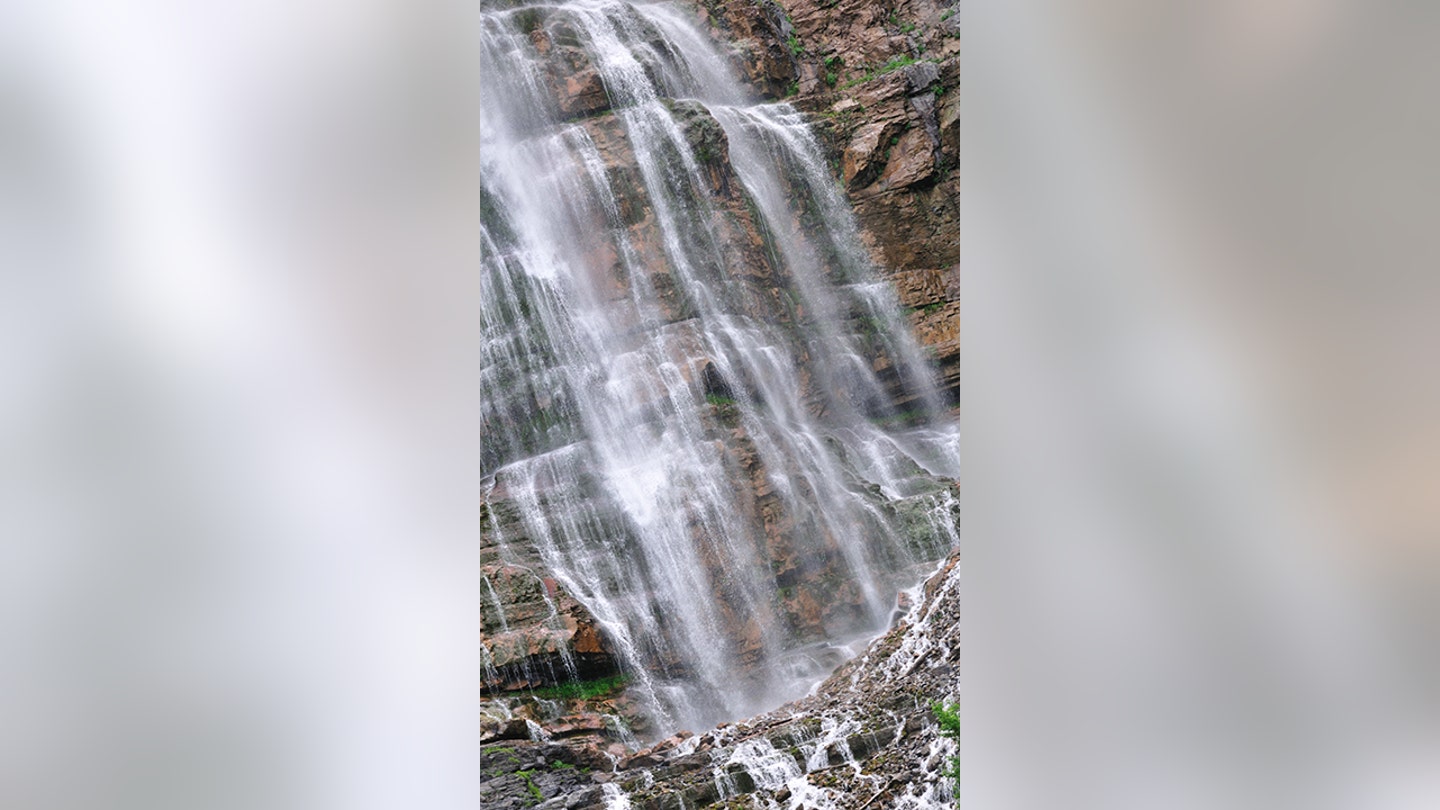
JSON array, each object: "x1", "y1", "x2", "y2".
[{"x1": 480, "y1": 0, "x2": 960, "y2": 761}]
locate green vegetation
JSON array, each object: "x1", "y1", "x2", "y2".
[
  {"x1": 515, "y1": 769, "x2": 544, "y2": 805},
  {"x1": 941, "y1": 8, "x2": 954, "y2": 21},
  {"x1": 786, "y1": 34, "x2": 804, "y2": 57},
  {"x1": 931, "y1": 701, "x2": 961, "y2": 786},
  {"x1": 821, "y1": 102, "x2": 864, "y2": 130},
  {"x1": 913, "y1": 301, "x2": 945, "y2": 315},
  {"x1": 526, "y1": 673, "x2": 629, "y2": 701},
  {"x1": 840, "y1": 54, "x2": 929, "y2": 90},
  {"x1": 880, "y1": 54, "x2": 920, "y2": 73},
  {"x1": 705, "y1": 393, "x2": 736, "y2": 407}
]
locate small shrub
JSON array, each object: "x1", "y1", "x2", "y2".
[{"x1": 931, "y1": 701, "x2": 961, "y2": 785}]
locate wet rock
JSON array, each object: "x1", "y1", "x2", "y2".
[
  {"x1": 561, "y1": 551, "x2": 961, "y2": 809},
  {"x1": 691, "y1": 0, "x2": 961, "y2": 402},
  {"x1": 620, "y1": 752, "x2": 663, "y2": 770},
  {"x1": 556, "y1": 68, "x2": 609, "y2": 120},
  {"x1": 480, "y1": 560, "x2": 619, "y2": 691}
]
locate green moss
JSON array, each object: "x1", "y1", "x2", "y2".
[
  {"x1": 525, "y1": 673, "x2": 629, "y2": 701},
  {"x1": 514, "y1": 769, "x2": 545, "y2": 805}
]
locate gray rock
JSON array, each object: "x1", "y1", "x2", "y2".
[{"x1": 904, "y1": 62, "x2": 939, "y2": 93}]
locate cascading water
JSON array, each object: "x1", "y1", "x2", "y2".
[{"x1": 480, "y1": 0, "x2": 959, "y2": 736}]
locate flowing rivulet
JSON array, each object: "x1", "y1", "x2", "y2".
[{"x1": 480, "y1": 0, "x2": 958, "y2": 737}]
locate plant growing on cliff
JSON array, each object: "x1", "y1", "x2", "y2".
[
  {"x1": 931, "y1": 701, "x2": 961, "y2": 786},
  {"x1": 527, "y1": 673, "x2": 629, "y2": 701}
]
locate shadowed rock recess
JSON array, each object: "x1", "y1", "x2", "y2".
[{"x1": 481, "y1": 0, "x2": 958, "y2": 806}]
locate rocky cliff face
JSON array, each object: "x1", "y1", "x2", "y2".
[
  {"x1": 481, "y1": 0, "x2": 959, "y2": 755},
  {"x1": 688, "y1": 0, "x2": 960, "y2": 406}
]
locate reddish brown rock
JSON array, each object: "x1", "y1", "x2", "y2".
[
  {"x1": 556, "y1": 68, "x2": 609, "y2": 119},
  {"x1": 842, "y1": 119, "x2": 904, "y2": 188},
  {"x1": 875, "y1": 125, "x2": 936, "y2": 191}
]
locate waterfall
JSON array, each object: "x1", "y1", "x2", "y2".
[{"x1": 480, "y1": 0, "x2": 959, "y2": 735}]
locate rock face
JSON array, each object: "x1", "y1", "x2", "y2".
[
  {"x1": 480, "y1": 552, "x2": 961, "y2": 809},
  {"x1": 689, "y1": 0, "x2": 961, "y2": 406},
  {"x1": 481, "y1": 0, "x2": 959, "y2": 744}
]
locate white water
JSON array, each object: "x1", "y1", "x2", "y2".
[{"x1": 480, "y1": 0, "x2": 959, "y2": 734}]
